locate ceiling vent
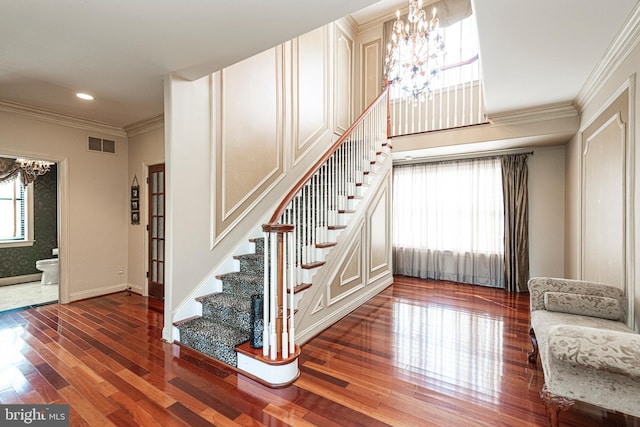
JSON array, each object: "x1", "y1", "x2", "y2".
[{"x1": 88, "y1": 136, "x2": 116, "y2": 154}]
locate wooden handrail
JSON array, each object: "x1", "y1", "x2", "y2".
[{"x1": 265, "y1": 85, "x2": 389, "y2": 225}]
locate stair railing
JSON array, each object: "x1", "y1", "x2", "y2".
[{"x1": 261, "y1": 86, "x2": 390, "y2": 361}]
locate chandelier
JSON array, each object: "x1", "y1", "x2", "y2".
[
  {"x1": 385, "y1": 0, "x2": 445, "y2": 99},
  {"x1": 16, "y1": 158, "x2": 52, "y2": 176}
]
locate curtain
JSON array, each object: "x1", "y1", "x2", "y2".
[
  {"x1": 392, "y1": 158, "x2": 505, "y2": 287},
  {"x1": 0, "y1": 158, "x2": 38, "y2": 185},
  {"x1": 501, "y1": 154, "x2": 530, "y2": 292}
]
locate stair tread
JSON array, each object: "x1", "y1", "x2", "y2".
[
  {"x1": 234, "y1": 253, "x2": 262, "y2": 260},
  {"x1": 179, "y1": 317, "x2": 250, "y2": 346},
  {"x1": 199, "y1": 292, "x2": 253, "y2": 310},
  {"x1": 217, "y1": 271, "x2": 263, "y2": 283}
]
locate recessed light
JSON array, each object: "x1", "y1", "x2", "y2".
[{"x1": 76, "y1": 93, "x2": 94, "y2": 100}]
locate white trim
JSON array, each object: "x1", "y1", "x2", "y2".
[
  {"x1": 489, "y1": 102, "x2": 578, "y2": 125},
  {"x1": 69, "y1": 283, "x2": 129, "y2": 302},
  {"x1": 0, "y1": 99, "x2": 127, "y2": 137},
  {"x1": 124, "y1": 114, "x2": 164, "y2": 137},
  {"x1": 0, "y1": 273, "x2": 42, "y2": 286},
  {"x1": 0, "y1": 240, "x2": 35, "y2": 248},
  {"x1": 575, "y1": 2, "x2": 640, "y2": 111}
]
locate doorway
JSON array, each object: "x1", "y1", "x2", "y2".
[
  {"x1": 0, "y1": 158, "x2": 60, "y2": 312},
  {"x1": 148, "y1": 163, "x2": 165, "y2": 300}
]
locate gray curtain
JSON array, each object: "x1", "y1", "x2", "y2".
[{"x1": 501, "y1": 154, "x2": 529, "y2": 292}]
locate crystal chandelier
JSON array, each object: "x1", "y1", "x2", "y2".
[
  {"x1": 16, "y1": 158, "x2": 52, "y2": 176},
  {"x1": 385, "y1": 0, "x2": 445, "y2": 99}
]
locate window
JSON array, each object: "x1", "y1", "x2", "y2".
[
  {"x1": 435, "y1": 15, "x2": 480, "y2": 90},
  {"x1": 387, "y1": 15, "x2": 481, "y2": 100},
  {"x1": 0, "y1": 178, "x2": 34, "y2": 247},
  {"x1": 392, "y1": 158, "x2": 504, "y2": 287}
]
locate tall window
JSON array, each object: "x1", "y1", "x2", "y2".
[
  {"x1": 0, "y1": 178, "x2": 33, "y2": 245},
  {"x1": 392, "y1": 158, "x2": 504, "y2": 287},
  {"x1": 435, "y1": 15, "x2": 479, "y2": 90}
]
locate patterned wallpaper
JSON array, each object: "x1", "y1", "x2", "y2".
[{"x1": 0, "y1": 164, "x2": 58, "y2": 278}]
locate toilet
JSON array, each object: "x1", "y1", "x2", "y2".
[{"x1": 36, "y1": 248, "x2": 59, "y2": 285}]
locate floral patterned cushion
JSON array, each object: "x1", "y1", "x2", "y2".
[
  {"x1": 543, "y1": 291, "x2": 623, "y2": 321},
  {"x1": 548, "y1": 325, "x2": 640, "y2": 378}
]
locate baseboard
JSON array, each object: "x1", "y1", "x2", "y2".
[
  {"x1": 69, "y1": 283, "x2": 128, "y2": 302},
  {"x1": 0, "y1": 273, "x2": 42, "y2": 286},
  {"x1": 127, "y1": 283, "x2": 144, "y2": 295}
]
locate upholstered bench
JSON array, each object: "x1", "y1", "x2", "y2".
[{"x1": 528, "y1": 277, "x2": 640, "y2": 426}]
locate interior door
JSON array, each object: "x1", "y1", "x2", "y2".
[{"x1": 148, "y1": 164, "x2": 165, "y2": 299}]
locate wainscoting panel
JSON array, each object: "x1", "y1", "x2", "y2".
[
  {"x1": 368, "y1": 174, "x2": 391, "y2": 283},
  {"x1": 581, "y1": 87, "x2": 630, "y2": 293},
  {"x1": 361, "y1": 39, "x2": 382, "y2": 111},
  {"x1": 292, "y1": 26, "x2": 331, "y2": 164},
  {"x1": 329, "y1": 223, "x2": 365, "y2": 305},
  {"x1": 583, "y1": 113, "x2": 626, "y2": 288},
  {"x1": 213, "y1": 47, "x2": 285, "y2": 241},
  {"x1": 334, "y1": 24, "x2": 353, "y2": 135}
]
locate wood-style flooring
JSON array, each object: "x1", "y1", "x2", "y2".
[{"x1": 0, "y1": 276, "x2": 638, "y2": 426}]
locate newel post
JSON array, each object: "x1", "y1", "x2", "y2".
[{"x1": 262, "y1": 224, "x2": 295, "y2": 361}]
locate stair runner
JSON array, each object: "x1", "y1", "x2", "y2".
[{"x1": 177, "y1": 238, "x2": 264, "y2": 367}]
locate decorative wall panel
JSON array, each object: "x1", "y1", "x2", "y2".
[
  {"x1": 368, "y1": 180, "x2": 390, "y2": 282},
  {"x1": 293, "y1": 26, "x2": 330, "y2": 163},
  {"x1": 581, "y1": 88, "x2": 629, "y2": 291},
  {"x1": 361, "y1": 39, "x2": 382, "y2": 110},
  {"x1": 214, "y1": 47, "x2": 285, "y2": 240},
  {"x1": 582, "y1": 114, "x2": 625, "y2": 288},
  {"x1": 334, "y1": 25, "x2": 353, "y2": 134},
  {"x1": 329, "y1": 224, "x2": 364, "y2": 304}
]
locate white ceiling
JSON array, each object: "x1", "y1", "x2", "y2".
[
  {"x1": 0, "y1": 0, "x2": 637, "y2": 129},
  {"x1": 474, "y1": 0, "x2": 638, "y2": 114}
]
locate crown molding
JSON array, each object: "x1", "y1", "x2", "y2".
[
  {"x1": 488, "y1": 102, "x2": 578, "y2": 125},
  {"x1": 574, "y1": 2, "x2": 640, "y2": 112},
  {"x1": 124, "y1": 114, "x2": 164, "y2": 137},
  {"x1": 340, "y1": 16, "x2": 359, "y2": 35},
  {"x1": 0, "y1": 99, "x2": 127, "y2": 137}
]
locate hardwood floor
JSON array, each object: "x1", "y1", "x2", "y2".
[{"x1": 0, "y1": 276, "x2": 638, "y2": 426}]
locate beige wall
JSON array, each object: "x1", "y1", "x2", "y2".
[
  {"x1": 0, "y1": 110, "x2": 128, "y2": 302},
  {"x1": 164, "y1": 19, "x2": 366, "y2": 341},
  {"x1": 127, "y1": 123, "x2": 165, "y2": 295},
  {"x1": 529, "y1": 145, "x2": 565, "y2": 278}
]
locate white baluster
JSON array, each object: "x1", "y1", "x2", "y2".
[
  {"x1": 269, "y1": 232, "x2": 277, "y2": 360},
  {"x1": 289, "y1": 227, "x2": 296, "y2": 354},
  {"x1": 262, "y1": 231, "x2": 269, "y2": 357},
  {"x1": 281, "y1": 231, "x2": 289, "y2": 360}
]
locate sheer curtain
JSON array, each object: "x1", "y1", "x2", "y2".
[{"x1": 392, "y1": 158, "x2": 505, "y2": 287}]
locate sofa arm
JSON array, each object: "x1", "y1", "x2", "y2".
[
  {"x1": 528, "y1": 277, "x2": 625, "y2": 317},
  {"x1": 548, "y1": 325, "x2": 640, "y2": 378}
]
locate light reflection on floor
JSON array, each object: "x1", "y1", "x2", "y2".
[
  {"x1": 393, "y1": 299, "x2": 504, "y2": 403},
  {"x1": 0, "y1": 281, "x2": 59, "y2": 313}
]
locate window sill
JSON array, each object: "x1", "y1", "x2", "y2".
[{"x1": 0, "y1": 240, "x2": 35, "y2": 248}]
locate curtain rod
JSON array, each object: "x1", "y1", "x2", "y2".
[{"x1": 393, "y1": 148, "x2": 534, "y2": 166}]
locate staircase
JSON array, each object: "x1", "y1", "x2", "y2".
[
  {"x1": 174, "y1": 87, "x2": 390, "y2": 385},
  {"x1": 176, "y1": 237, "x2": 264, "y2": 367}
]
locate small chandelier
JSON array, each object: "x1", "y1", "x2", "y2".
[
  {"x1": 385, "y1": 0, "x2": 445, "y2": 99},
  {"x1": 16, "y1": 158, "x2": 52, "y2": 176}
]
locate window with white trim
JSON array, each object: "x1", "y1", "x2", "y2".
[{"x1": 0, "y1": 178, "x2": 34, "y2": 247}]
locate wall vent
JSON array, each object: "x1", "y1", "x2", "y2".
[{"x1": 88, "y1": 136, "x2": 116, "y2": 154}]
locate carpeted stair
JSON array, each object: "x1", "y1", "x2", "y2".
[{"x1": 177, "y1": 238, "x2": 264, "y2": 367}]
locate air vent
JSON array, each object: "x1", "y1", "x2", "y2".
[{"x1": 88, "y1": 136, "x2": 116, "y2": 154}]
